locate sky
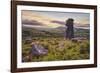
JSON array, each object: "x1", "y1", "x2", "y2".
[
  {"x1": 32, "y1": 11, "x2": 90, "y2": 24},
  {"x1": 22, "y1": 10, "x2": 90, "y2": 28}
]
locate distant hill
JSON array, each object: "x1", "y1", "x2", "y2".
[{"x1": 22, "y1": 24, "x2": 89, "y2": 39}]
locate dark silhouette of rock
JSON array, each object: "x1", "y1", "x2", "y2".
[{"x1": 65, "y1": 18, "x2": 74, "y2": 39}]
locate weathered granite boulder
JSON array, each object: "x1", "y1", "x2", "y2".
[{"x1": 30, "y1": 44, "x2": 48, "y2": 56}]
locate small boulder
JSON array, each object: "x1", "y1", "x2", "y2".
[{"x1": 30, "y1": 44, "x2": 48, "y2": 56}]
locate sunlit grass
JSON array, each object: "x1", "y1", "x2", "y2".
[{"x1": 22, "y1": 37, "x2": 90, "y2": 62}]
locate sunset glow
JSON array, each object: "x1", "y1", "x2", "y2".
[{"x1": 22, "y1": 10, "x2": 90, "y2": 28}]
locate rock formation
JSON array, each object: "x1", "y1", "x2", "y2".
[{"x1": 65, "y1": 18, "x2": 74, "y2": 39}]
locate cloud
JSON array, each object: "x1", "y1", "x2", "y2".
[
  {"x1": 22, "y1": 10, "x2": 63, "y2": 28},
  {"x1": 22, "y1": 19, "x2": 44, "y2": 26},
  {"x1": 22, "y1": 10, "x2": 89, "y2": 28},
  {"x1": 50, "y1": 20, "x2": 65, "y2": 25}
]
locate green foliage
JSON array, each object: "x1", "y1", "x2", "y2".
[{"x1": 22, "y1": 37, "x2": 90, "y2": 62}]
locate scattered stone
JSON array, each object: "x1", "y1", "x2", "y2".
[
  {"x1": 71, "y1": 37, "x2": 87, "y2": 43},
  {"x1": 30, "y1": 44, "x2": 48, "y2": 56},
  {"x1": 25, "y1": 37, "x2": 32, "y2": 44}
]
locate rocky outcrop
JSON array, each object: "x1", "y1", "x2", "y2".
[{"x1": 65, "y1": 18, "x2": 74, "y2": 39}]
